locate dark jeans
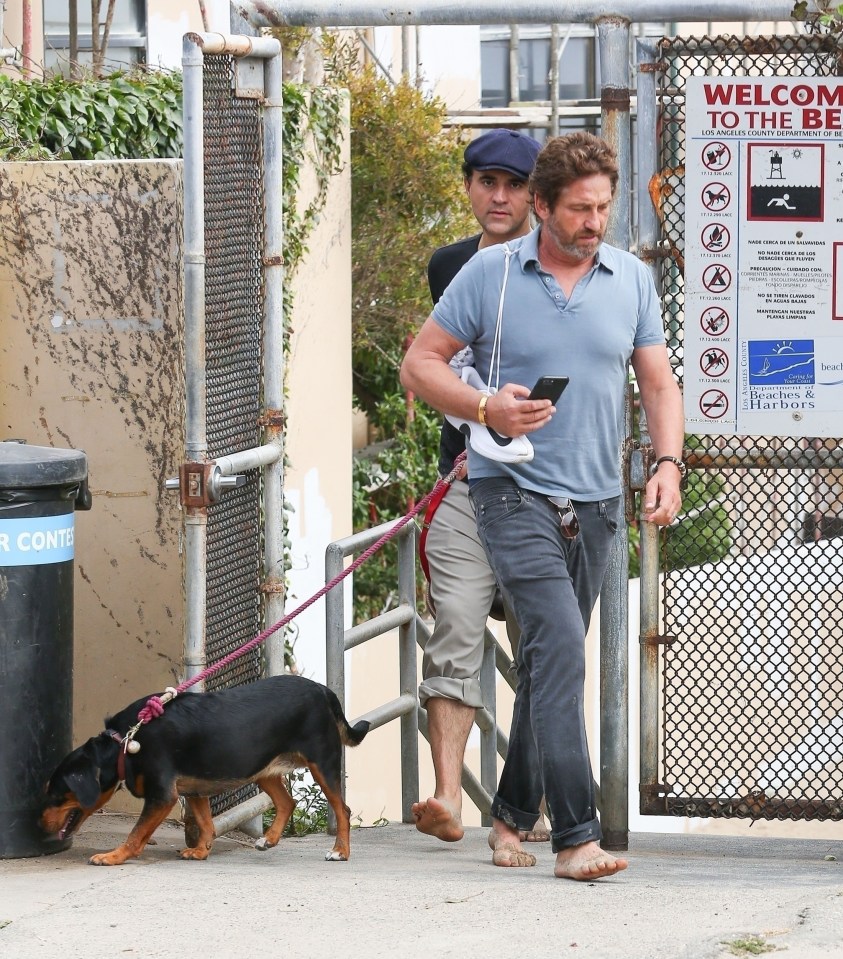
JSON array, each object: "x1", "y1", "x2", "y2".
[{"x1": 470, "y1": 477, "x2": 621, "y2": 852}]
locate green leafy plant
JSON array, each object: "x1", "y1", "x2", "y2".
[
  {"x1": 322, "y1": 38, "x2": 476, "y2": 618},
  {"x1": 261, "y1": 771, "x2": 329, "y2": 837},
  {"x1": 0, "y1": 69, "x2": 182, "y2": 160},
  {"x1": 721, "y1": 934, "x2": 776, "y2": 956},
  {"x1": 791, "y1": 0, "x2": 843, "y2": 33},
  {"x1": 0, "y1": 66, "x2": 346, "y2": 671}
]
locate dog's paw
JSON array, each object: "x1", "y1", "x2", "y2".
[
  {"x1": 88, "y1": 851, "x2": 125, "y2": 866},
  {"x1": 178, "y1": 846, "x2": 210, "y2": 861},
  {"x1": 324, "y1": 849, "x2": 348, "y2": 862}
]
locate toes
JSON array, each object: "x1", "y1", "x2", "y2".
[
  {"x1": 325, "y1": 849, "x2": 348, "y2": 862},
  {"x1": 491, "y1": 842, "x2": 537, "y2": 867}
]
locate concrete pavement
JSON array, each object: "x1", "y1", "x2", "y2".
[{"x1": 2, "y1": 812, "x2": 842, "y2": 959}]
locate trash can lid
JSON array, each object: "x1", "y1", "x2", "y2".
[{"x1": 0, "y1": 442, "x2": 88, "y2": 488}]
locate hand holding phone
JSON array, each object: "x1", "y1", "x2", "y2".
[{"x1": 528, "y1": 375, "x2": 569, "y2": 404}]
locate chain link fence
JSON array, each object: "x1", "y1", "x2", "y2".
[
  {"x1": 202, "y1": 54, "x2": 264, "y2": 813},
  {"x1": 647, "y1": 34, "x2": 843, "y2": 823}
]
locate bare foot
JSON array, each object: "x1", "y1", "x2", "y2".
[
  {"x1": 488, "y1": 824, "x2": 536, "y2": 867},
  {"x1": 554, "y1": 841, "x2": 628, "y2": 881},
  {"x1": 412, "y1": 797, "x2": 464, "y2": 842},
  {"x1": 520, "y1": 814, "x2": 551, "y2": 843}
]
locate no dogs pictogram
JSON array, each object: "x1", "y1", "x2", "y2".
[{"x1": 702, "y1": 182, "x2": 731, "y2": 211}]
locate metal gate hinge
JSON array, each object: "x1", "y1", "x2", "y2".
[
  {"x1": 639, "y1": 783, "x2": 670, "y2": 814},
  {"x1": 642, "y1": 633, "x2": 677, "y2": 647}
]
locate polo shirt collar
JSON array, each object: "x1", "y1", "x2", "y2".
[{"x1": 518, "y1": 226, "x2": 617, "y2": 274}]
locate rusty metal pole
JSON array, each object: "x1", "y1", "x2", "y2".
[
  {"x1": 596, "y1": 14, "x2": 631, "y2": 852},
  {"x1": 635, "y1": 37, "x2": 665, "y2": 818}
]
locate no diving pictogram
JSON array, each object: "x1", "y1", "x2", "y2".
[
  {"x1": 700, "y1": 389, "x2": 729, "y2": 419},
  {"x1": 703, "y1": 142, "x2": 731, "y2": 171},
  {"x1": 702, "y1": 263, "x2": 732, "y2": 293},
  {"x1": 700, "y1": 306, "x2": 730, "y2": 336}
]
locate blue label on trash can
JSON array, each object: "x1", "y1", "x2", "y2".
[{"x1": 0, "y1": 515, "x2": 75, "y2": 566}]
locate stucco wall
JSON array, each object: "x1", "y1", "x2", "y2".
[
  {"x1": 0, "y1": 160, "x2": 185, "y2": 762},
  {"x1": 0, "y1": 139, "x2": 354, "y2": 812}
]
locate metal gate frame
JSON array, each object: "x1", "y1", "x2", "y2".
[
  {"x1": 636, "y1": 34, "x2": 843, "y2": 826},
  {"x1": 172, "y1": 33, "x2": 287, "y2": 835}
]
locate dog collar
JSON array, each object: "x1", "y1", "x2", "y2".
[{"x1": 106, "y1": 729, "x2": 128, "y2": 783}]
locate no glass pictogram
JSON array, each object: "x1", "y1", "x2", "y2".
[
  {"x1": 702, "y1": 142, "x2": 731, "y2": 171},
  {"x1": 702, "y1": 263, "x2": 732, "y2": 293},
  {"x1": 701, "y1": 223, "x2": 730, "y2": 252},
  {"x1": 700, "y1": 389, "x2": 729, "y2": 419},
  {"x1": 700, "y1": 348, "x2": 729, "y2": 377},
  {"x1": 701, "y1": 182, "x2": 731, "y2": 211},
  {"x1": 700, "y1": 306, "x2": 730, "y2": 336}
]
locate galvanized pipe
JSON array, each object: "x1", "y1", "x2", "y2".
[
  {"x1": 397, "y1": 523, "x2": 420, "y2": 823},
  {"x1": 479, "y1": 634, "x2": 497, "y2": 826},
  {"x1": 234, "y1": 0, "x2": 796, "y2": 27},
  {"x1": 355, "y1": 693, "x2": 418, "y2": 729},
  {"x1": 325, "y1": 521, "x2": 418, "y2": 823},
  {"x1": 212, "y1": 791, "x2": 274, "y2": 836},
  {"x1": 214, "y1": 444, "x2": 281, "y2": 475},
  {"x1": 634, "y1": 38, "x2": 664, "y2": 811},
  {"x1": 181, "y1": 34, "x2": 210, "y2": 686},
  {"x1": 595, "y1": 16, "x2": 631, "y2": 852},
  {"x1": 344, "y1": 605, "x2": 415, "y2": 648},
  {"x1": 260, "y1": 42, "x2": 287, "y2": 678}
]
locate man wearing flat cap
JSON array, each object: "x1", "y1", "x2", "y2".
[{"x1": 412, "y1": 128, "x2": 547, "y2": 847}]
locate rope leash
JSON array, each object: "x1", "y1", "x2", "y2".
[{"x1": 124, "y1": 452, "x2": 468, "y2": 747}]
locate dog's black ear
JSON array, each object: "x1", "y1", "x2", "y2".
[
  {"x1": 65, "y1": 767, "x2": 103, "y2": 810},
  {"x1": 61, "y1": 734, "x2": 120, "y2": 809}
]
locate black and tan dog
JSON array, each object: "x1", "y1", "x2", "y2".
[{"x1": 41, "y1": 674, "x2": 369, "y2": 866}]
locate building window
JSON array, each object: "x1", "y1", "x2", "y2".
[
  {"x1": 43, "y1": 0, "x2": 147, "y2": 75},
  {"x1": 480, "y1": 27, "x2": 598, "y2": 112}
]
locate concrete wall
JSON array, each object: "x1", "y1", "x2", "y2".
[
  {"x1": 0, "y1": 142, "x2": 354, "y2": 791},
  {"x1": 283, "y1": 98, "x2": 354, "y2": 683},
  {"x1": 0, "y1": 160, "x2": 185, "y2": 762}
]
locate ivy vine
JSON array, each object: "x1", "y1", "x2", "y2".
[{"x1": 0, "y1": 67, "x2": 346, "y2": 670}]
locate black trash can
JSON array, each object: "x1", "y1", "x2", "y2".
[{"x1": 0, "y1": 441, "x2": 90, "y2": 858}]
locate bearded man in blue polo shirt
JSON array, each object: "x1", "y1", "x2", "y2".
[{"x1": 401, "y1": 131, "x2": 685, "y2": 880}]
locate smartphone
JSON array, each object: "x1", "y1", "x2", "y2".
[{"x1": 528, "y1": 375, "x2": 569, "y2": 404}]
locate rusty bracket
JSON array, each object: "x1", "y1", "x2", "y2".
[
  {"x1": 600, "y1": 87, "x2": 631, "y2": 109},
  {"x1": 638, "y1": 243, "x2": 674, "y2": 263},
  {"x1": 178, "y1": 462, "x2": 216, "y2": 509},
  {"x1": 259, "y1": 581, "x2": 286, "y2": 595},
  {"x1": 639, "y1": 782, "x2": 670, "y2": 814},
  {"x1": 641, "y1": 632, "x2": 678, "y2": 647},
  {"x1": 258, "y1": 408, "x2": 285, "y2": 429}
]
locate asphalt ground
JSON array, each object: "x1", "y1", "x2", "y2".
[{"x1": 2, "y1": 812, "x2": 842, "y2": 959}]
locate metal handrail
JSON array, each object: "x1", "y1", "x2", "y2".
[{"x1": 325, "y1": 518, "x2": 512, "y2": 828}]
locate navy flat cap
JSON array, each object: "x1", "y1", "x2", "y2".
[{"x1": 464, "y1": 129, "x2": 541, "y2": 180}]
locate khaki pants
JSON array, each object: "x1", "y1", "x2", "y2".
[{"x1": 419, "y1": 480, "x2": 519, "y2": 708}]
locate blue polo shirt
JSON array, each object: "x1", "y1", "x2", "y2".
[{"x1": 432, "y1": 226, "x2": 665, "y2": 500}]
